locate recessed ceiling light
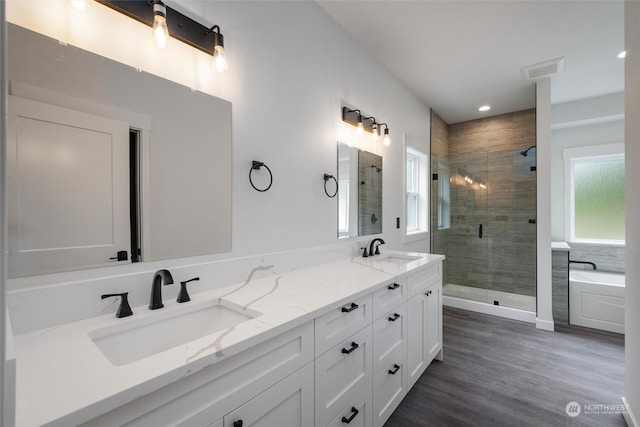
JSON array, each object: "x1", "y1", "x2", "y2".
[
  {"x1": 478, "y1": 105, "x2": 491, "y2": 112},
  {"x1": 618, "y1": 51, "x2": 626, "y2": 59}
]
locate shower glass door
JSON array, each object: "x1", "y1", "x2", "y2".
[{"x1": 432, "y1": 153, "x2": 490, "y2": 303}]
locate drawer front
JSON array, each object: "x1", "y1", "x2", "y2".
[
  {"x1": 372, "y1": 280, "x2": 406, "y2": 320},
  {"x1": 325, "y1": 384, "x2": 373, "y2": 427},
  {"x1": 373, "y1": 355, "x2": 407, "y2": 427},
  {"x1": 83, "y1": 322, "x2": 314, "y2": 427},
  {"x1": 406, "y1": 262, "x2": 442, "y2": 298},
  {"x1": 315, "y1": 325, "x2": 373, "y2": 427},
  {"x1": 223, "y1": 362, "x2": 314, "y2": 427},
  {"x1": 372, "y1": 303, "x2": 407, "y2": 376},
  {"x1": 315, "y1": 293, "x2": 372, "y2": 356}
]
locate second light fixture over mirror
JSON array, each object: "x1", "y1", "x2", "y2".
[{"x1": 342, "y1": 107, "x2": 391, "y2": 146}]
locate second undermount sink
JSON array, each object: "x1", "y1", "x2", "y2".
[
  {"x1": 375, "y1": 254, "x2": 422, "y2": 265},
  {"x1": 89, "y1": 300, "x2": 261, "y2": 366}
]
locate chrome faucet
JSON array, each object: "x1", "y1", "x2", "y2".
[
  {"x1": 149, "y1": 269, "x2": 174, "y2": 310},
  {"x1": 369, "y1": 238, "x2": 385, "y2": 256}
]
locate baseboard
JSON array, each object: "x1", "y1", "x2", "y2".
[
  {"x1": 536, "y1": 317, "x2": 555, "y2": 331},
  {"x1": 623, "y1": 397, "x2": 638, "y2": 427},
  {"x1": 443, "y1": 295, "x2": 536, "y2": 323}
]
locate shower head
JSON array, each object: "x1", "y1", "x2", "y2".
[{"x1": 520, "y1": 146, "x2": 536, "y2": 157}]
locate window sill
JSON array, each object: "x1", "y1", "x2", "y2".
[{"x1": 405, "y1": 231, "x2": 429, "y2": 243}]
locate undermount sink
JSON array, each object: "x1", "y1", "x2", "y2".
[
  {"x1": 89, "y1": 300, "x2": 261, "y2": 366},
  {"x1": 376, "y1": 255, "x2": 421, "y2": 265}
]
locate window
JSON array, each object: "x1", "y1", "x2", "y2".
[
  {"x1": 564, "y1": 143, "x2": 625, "y2": 243},
  {"x1": 405, "y1": 146, "x2": 428, "y2": 239},
  {"x1": 437, "y1": 162, "x2": 451, "y2": 230}
]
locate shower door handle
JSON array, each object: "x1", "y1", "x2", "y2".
[{"x1": 479, "y1": 224, "x2": 483, "y2": 239}]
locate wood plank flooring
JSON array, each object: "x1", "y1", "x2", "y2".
[{"x1": 385, "y1": 307, "x2": 626, "y2": 427}]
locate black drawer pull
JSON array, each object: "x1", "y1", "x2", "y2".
[
  {"x1": 341, "y1": 407, "x2": 359, "y2": 424},
  {"x1": 341, "y1": 302, "x2": 359, "y2": 313},
  {"x1": 388, "y1": 313, "x2": 400, "y2": 322},
  {"x1": 388, "y1": 364, "x2": 401, "y2": 375},
  {"x1": 233, "y1": 420, "x2": 243, "y2": 427},
  {"x1": 341, "y1": 341, "x2": 359, "y2": 354},
  {"x1": 425, "y1": 290, "x2": 432, "y2": 296},
  {"x1": 388, "y1": 283, "x2": 400, "y2": 290}
]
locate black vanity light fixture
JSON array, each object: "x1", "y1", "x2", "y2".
[
  {"x1": 342, "y1": 107, "x2": 391, "y2": 145},
  {"x1": 95, "y1": 0, "x2": 228, "y2": 73}
]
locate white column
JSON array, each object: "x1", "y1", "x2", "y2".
[
  {"x1": 1, "y1": 1, "x2": 9, "y2": 425},
  {"x1": 624, "y1": 1, "x2": 640, "y2": 425},
  {"x1": 535, "y1": 77, "x2": 554, "y2": 331}
]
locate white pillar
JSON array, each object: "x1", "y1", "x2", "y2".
[
  {"x1": 1, "y1": 1, "x2": 9, "y2": 425},
  {"x1": 535, "y1": 77, "x2": 554, "y2": 331},
  {"x1": 624, "y1": 2, "x2": 640, "y2": 425}
]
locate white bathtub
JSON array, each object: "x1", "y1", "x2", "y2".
[{"x1": 569, "y1": 270, "x2": 625, "y2": 333}]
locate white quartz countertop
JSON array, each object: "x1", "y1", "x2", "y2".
[
  {"x1": 13, "y1": 251, "x2": 444, "y2": 426},
  {"x1": 552, "y1": 241, "x2": 571, "y2": 251}
]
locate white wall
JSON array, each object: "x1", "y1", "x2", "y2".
[
  {"x1": 550, "y1": 93, "x2": 624, "y2": 241},
  {"x1": 624, "y1": 1, "x2": 640, "y2": 425},
  {"x1": 5, "y1": 0, "x2": 431, "y2": 288}
]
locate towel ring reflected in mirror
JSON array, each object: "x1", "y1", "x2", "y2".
[
  {"x1": 249, "y1": 160, "x2": 273, "y2": 192},
  {"x1": 323, "y1": 174, "x2": 338, "y2": 198}
]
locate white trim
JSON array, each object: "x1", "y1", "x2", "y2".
[
  {"x1": 535, "y1": 318, "x2": 555, "y2": 331},
  {"x1": 623, "y1": 397, "x2": 639, "y2": 427},
  {"x1": 443, "y1": 296, "x2": 536, "y2": 324}
]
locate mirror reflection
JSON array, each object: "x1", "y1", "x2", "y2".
[
  {"x1": 7, "y1": 24, "x2": 232, "y2": 277},
  {"x1": 337, "y1": 142, "x2": 382, "y2": 238}
]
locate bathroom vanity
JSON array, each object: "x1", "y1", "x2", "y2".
[{"x1": 11, "y1": 252, "x2": 443, "y2": 427}]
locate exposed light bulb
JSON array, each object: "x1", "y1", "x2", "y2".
[
  {"x1": 213, "y1": 45, "x2": 227, "y2": 73},
  {"x1": 618, "y1": 51, "x2": 626, "y2": 59},
  {"x1": 152, "y1": 1, "x2": 169, "y2": 49},
  {"x1": 478, "y1": 105, "x2": 491, "y2": 112},
  {"x1": 357, "y1": 118, "x2": 364, "y2": 136},
  {"x1": 372, "y1": 125, "x2": 379, "y2": 142},
  {"x1": 383, "y1": 128, "x2": 391, "y2": 146}
]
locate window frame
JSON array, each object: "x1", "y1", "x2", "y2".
[
  {"x1": 404, "y1": 145, "x2": 429, "y2": 242},
  {"x1": 563, "y1": 142, "x2": 625, "y2": 245}
]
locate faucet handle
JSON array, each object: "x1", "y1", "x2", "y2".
[
  {"x1": 101, "y1": 292, "x2": 133, "y2": 318},
  {"x1": 361, "y1": 247, "x2": 369, "y2": 258},
  {"x1": 177, "y1": 277, "x2": 200, "y2": 303}
]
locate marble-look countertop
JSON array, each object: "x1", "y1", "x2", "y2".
[
  {"x1": 552, "y1": 241, "x2": 571, "y2": 251},
  {"x1": 13, "y1": 251, "x2": 444, "y2": 426}
]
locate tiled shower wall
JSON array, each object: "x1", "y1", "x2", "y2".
[{"x1": 431, "y1": 109, "x2": 538, "y2": 297}]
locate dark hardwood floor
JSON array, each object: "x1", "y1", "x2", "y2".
[{"x1": 385, "y1": 307, "x2": 626, "y2": 427}]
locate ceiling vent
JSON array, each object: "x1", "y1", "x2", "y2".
[{"x1": 521, "y1": 57, "x2": 565, "y2": 81}]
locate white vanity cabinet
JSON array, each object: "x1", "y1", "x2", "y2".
[
  {"x1": 407, "y1": 268, "x2": 443, "y2": 389},
  {"x1": 74, "y1": 258, "x2": 443, "y2": 427}
]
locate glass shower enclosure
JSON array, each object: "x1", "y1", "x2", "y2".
[{"x1": 431, "y1": 147, "x2": 537, "y2": 312}]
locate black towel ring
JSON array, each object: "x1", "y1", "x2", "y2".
[
  {"x1": 323, "y1": 174, "x2": 338, "y2": 198},
  {"x1": 249, "y1": 161, "x2": 273, "y2": 192}
]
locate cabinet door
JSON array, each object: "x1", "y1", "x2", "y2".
[
  {"x1": 373, "y1": 356, "x2": 406, "y2": 427},
  {"x1": 372, "y1": 303, "x2": 406, "y2": 376},
  {"x1": 224, "y1": 363, "x2": 314, "y2": 427},
  {"x1": 407, "y1": 292, "x2": 427, "y2": 389},
  {"x1": 425, "y1": 282, "x2": 443, "y2": 363}
]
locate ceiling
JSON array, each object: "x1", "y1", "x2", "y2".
[{"x1": 317, "y1": 0, "x2": 624, "y2": 124}]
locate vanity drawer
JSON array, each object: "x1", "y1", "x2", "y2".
[
  {"x1": 372, "y1": 303, "x2": 407, "y2": 376},
  {"x1": 373, "y1": 355, "x2": 407, "y2": 427},
  {"x1": 325, "y1": 383, "x2": 373, "y2": 427},
  {"x1": 315, "y1": 293, "x2": 372, "y2": 356},
  {"x1": 315, "y1": 325, "x2": 373, "y2": 427},
  {"x1": 406, "y1": 262, "x2": 442, "y2": 298},
  {"x1": 372, "y1": 279, "x2": 406, "y2": 320}
]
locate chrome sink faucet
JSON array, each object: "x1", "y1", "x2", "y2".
[
  {"x1": 369, "y1": 238, "x2": 385, "y2": 256},
  {"x1": 149, "y1": 269, "x2": 174, "y2": 310}
]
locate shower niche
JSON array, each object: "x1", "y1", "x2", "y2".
[{"x1": 430, "y1": 109, "x2": 537, "y2": 312}]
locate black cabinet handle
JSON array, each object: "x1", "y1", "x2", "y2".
[
  {"x1": 388, "y1": 364, "x2": 401, "y2": 375},
  {"x1": 341, "y1": 302, "x2": 359, "y2": 313},
  {"x1": 388, "y1": 283, "x2": 400, "y2": 290},
  {"x1": 479, "y1": 224, "x2": 483, "y2": 239},
  {"x1": 388, "y1": 313, "x2": 400, "y2": 322},
  {"x1": 341, "y1": 407, "x2": 359, "y2": 424},
  {"x1": 425, "y1": 290, "x2": 432, "y2": 296},
  {"x1": 341, "y1": 341, "x2": 359, "y2": 355},
  {"x1": 233, "y1": 420, "x2": 243, "y2": 427}
]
